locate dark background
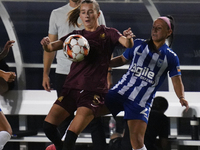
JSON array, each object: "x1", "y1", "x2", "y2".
[{"x1": 1, "y1": 1, "x2": 200, "y2": 150}]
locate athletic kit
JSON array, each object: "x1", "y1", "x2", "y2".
[
  {"x1": 55, "y1": 25, "x2": 122, "y2": 116},
  {"x1": 106, "y1": 38, "x2": 181, "y2": 123},
  {"x1": 49, "y1": 3, "x2": 106, "y2": 75}
]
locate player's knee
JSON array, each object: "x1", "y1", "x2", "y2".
[
  {"x1": 43, "y1": 121, "x2": 57, "y2": 134},
  {"x1": 130, "y1": 131, "x2": 144, "y2": 145}
]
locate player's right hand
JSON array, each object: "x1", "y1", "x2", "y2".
[
  {"x1": 0, "y1": 40, "x2": 15, "y2": 60},
  {"x1": 42, "y1": 75, "x2": 51, "y2": 92},
  {"x1": 40, "y1": 37, "x2": 50, "y2": 46},
  {"x1": 2, "y1": 71, "x2": 16, "y2": 82}
]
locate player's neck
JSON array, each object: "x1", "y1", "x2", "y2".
[
  {"x1": 85, "y1": 24, "x2": 100, "y2": 32},
  {"x1": 153, "y1": 40, "x2": 165, "y2": 50}
]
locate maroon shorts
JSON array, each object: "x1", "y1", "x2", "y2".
[{"x1": 54, "y1": 88, "x2": 106, "y2": 117}]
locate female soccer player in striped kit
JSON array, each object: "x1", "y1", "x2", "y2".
[
  {"x1": 105, "y1": 15, "x2": 189, "y2": 150},
  {"x1": 41, "y1": 0, "x2": 134, "y2": 150}
]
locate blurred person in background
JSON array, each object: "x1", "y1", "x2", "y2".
[
  {"x1": 109, "y1": 96, "x2": 170, "y2": 150},
  {"x1": 0, "y1": 40, "x2": 16, "y2": 150}
]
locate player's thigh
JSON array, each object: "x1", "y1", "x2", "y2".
[
  {"x1": 45, "y1": 104, "x2": 70, "y2": 126},
  {"x1": 68, "y1": 106, "x2": 94, "y2": 135}
]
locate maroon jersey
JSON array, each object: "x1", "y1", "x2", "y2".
[{"x1": 60, "y1": 25, "x2": 121, "y2": 93}]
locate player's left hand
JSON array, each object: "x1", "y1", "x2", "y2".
[
  {"x1": 0, "y1": 40, "x2": 15, "y2": 60},
  {"x1": 123, "y1": 27, "x2": 135, "y2": 39},
  {"x1": 180, "y1": 98, "x2": 189, "y2": 112}
]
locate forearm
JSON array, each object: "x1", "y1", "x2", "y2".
[
  {"x1": 171, "y1": 75, "x2": 189, "y2": 110},
  {"x1": 110, "y1": 55, "x2": 127, "y2": 67},
  {"x1": 125, "y1": 37, "x2": 134, "y2": 48},
  {"x1": 0, "y1": 70, "x2": 5, "y2": 78},
  {"x1": 0, "y1": 40, "x2": 15, "y2": 60},
  {"x1": 119, "y1": 36, "x2": 134, "y2": 48},
  {"x1": 0, "y1": 50, "x2": 7, "y2": 60},
  {"x1": 43, "y1": 51, "x2": 56, "y2": 76},
  {"x1": 41, "y1": 37, "x2": 63, "y2": 52},
  {"x1": 172, "y1": 75, "x2": 185, "y2": 99},
  {"x1": 42, "y1": 44, "x2": 54, "y2": 52}
]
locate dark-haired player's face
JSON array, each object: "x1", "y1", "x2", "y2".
[
  {"x1": 151, "y1": 19, "x2": 172, "y2": 43},
  {"x1": 79, "y1": 3, "x2": 100, "y2": 30}
]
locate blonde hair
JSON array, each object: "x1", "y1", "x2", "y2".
[{"x1": 67, "y1": 0, "x2": 100, "y2": 27}]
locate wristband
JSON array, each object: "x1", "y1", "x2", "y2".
[{"x1": 179, "y1": 96, "x2": 185, "y2": 99}]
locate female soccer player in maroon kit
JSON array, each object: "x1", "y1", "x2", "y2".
[{"x1": 40, "y1": 0, "x2": 134, "y2": 150}]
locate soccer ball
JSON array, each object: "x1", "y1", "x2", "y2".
[
  {"x1": 45, "y1": 144, "x2": 56, "y2": 150},
  {"x1": 63, "y1": 34, "x2": 90, "y2": 62}
]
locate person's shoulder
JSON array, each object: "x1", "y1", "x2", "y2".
[
  {"x1": 134, "y1": 38, "x2": 146, "y2": 42},
  {"x1": 163, "y1": 45, "x2": 178, "y2": 57},
  {"x1": 51, "y1": 3, "x2": 70, "y2": 13},
  {"x1": 134, "y1": 38, "x2": 146, "y2": 46},
  {"x1": 101, "y1": 25, "x2": 120, "y2": 33}
]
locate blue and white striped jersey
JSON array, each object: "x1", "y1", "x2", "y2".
[{"x1": 112, "y1": 39, "x2": 181, "y2": 108}]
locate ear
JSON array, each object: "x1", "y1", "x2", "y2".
[
  {"x1": 97, "y1": 11, "x2": 100, "y2": 18},
  {"x1": 167, "y1": 29, "x2": 172, "y2": 37}
]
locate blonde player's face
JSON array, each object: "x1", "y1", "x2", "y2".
[
  {"x1": 151, "y1": 19, "x2": 172, "y2": 43},
  {"x1": 79, "y1": 3, "x2": 100, "y2": 30}
]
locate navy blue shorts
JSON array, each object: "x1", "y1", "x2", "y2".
[
  {"x1": 55, "y1": 88, "x2": 106, "y2": 117},
  {"x1": 105, "y1": 90, "x2": 150, "y2": 123}
]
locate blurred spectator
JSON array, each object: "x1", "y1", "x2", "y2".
[
  {"x1": 109, "y1": 96, "x2": 170, "y2": 150},
  {"x1": 0, "y1": 40, "x2": 16, "y2": 150}
]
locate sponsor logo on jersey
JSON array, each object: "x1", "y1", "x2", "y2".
[
  {"x1": 91, "y1": 95, "x2": 104, "y2": 108},
  {"x1": 57, "y1": 96, "x2": 64, "y2": 102},
  {"x1": 100, "y1": 33, "x2": 106, "y2": 39},
  {"x1": 177, "y1": 66, "x2": 181, "y2": 72},
  {"x1": 130, "y1": 63, "x2": 155, "y2": 84},
  {"x1": 157, "y1": 59, "x2": 163, "y2": 67}
]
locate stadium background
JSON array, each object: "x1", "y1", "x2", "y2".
[{"x1": 0, "y1": 0, "x2": 200, "y2": 150}]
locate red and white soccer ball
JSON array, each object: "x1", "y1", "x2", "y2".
[
  {"x1": 63, "y1": 34, "x2": 90, "y2": 62},
  {"x1": 45, "y1": 144, "x2": 56, "y2": 150}
]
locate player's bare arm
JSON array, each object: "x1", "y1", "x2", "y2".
[
  {"x1": 171, "y1": 75, "x2": 189, "y2": 111},
  {"x1": 0, "y1": 40, "x2": 15, "y2": 60},
  {"x1": 41, "y1": 37, "x2": 63, "y2": 52},
  {"x1": 110, "y1": 55, "x2": 128, "y2": 68},
  {"x1": 43, "y1": 34, "x2": 57, "y2": 92},
  {"x1": 119, "y1": 27, "x2": 135, "y2": 48},
  {"x1": 0, "y1": 70, "x2": 16, "y2": 82}
]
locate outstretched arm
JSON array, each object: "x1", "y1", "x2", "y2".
[
  {"x1": 110, "y1": 55, "x2": 128, "y2": 68},
  {"x1": 40, "y1": 36, "x2": 63, "y2": 52},
  {"x1": 171, "y1": 75, "x2": 189, "y2": 111},
  {"x1": 0, "y1": 40, "x2": 15, "y2": 60}
]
